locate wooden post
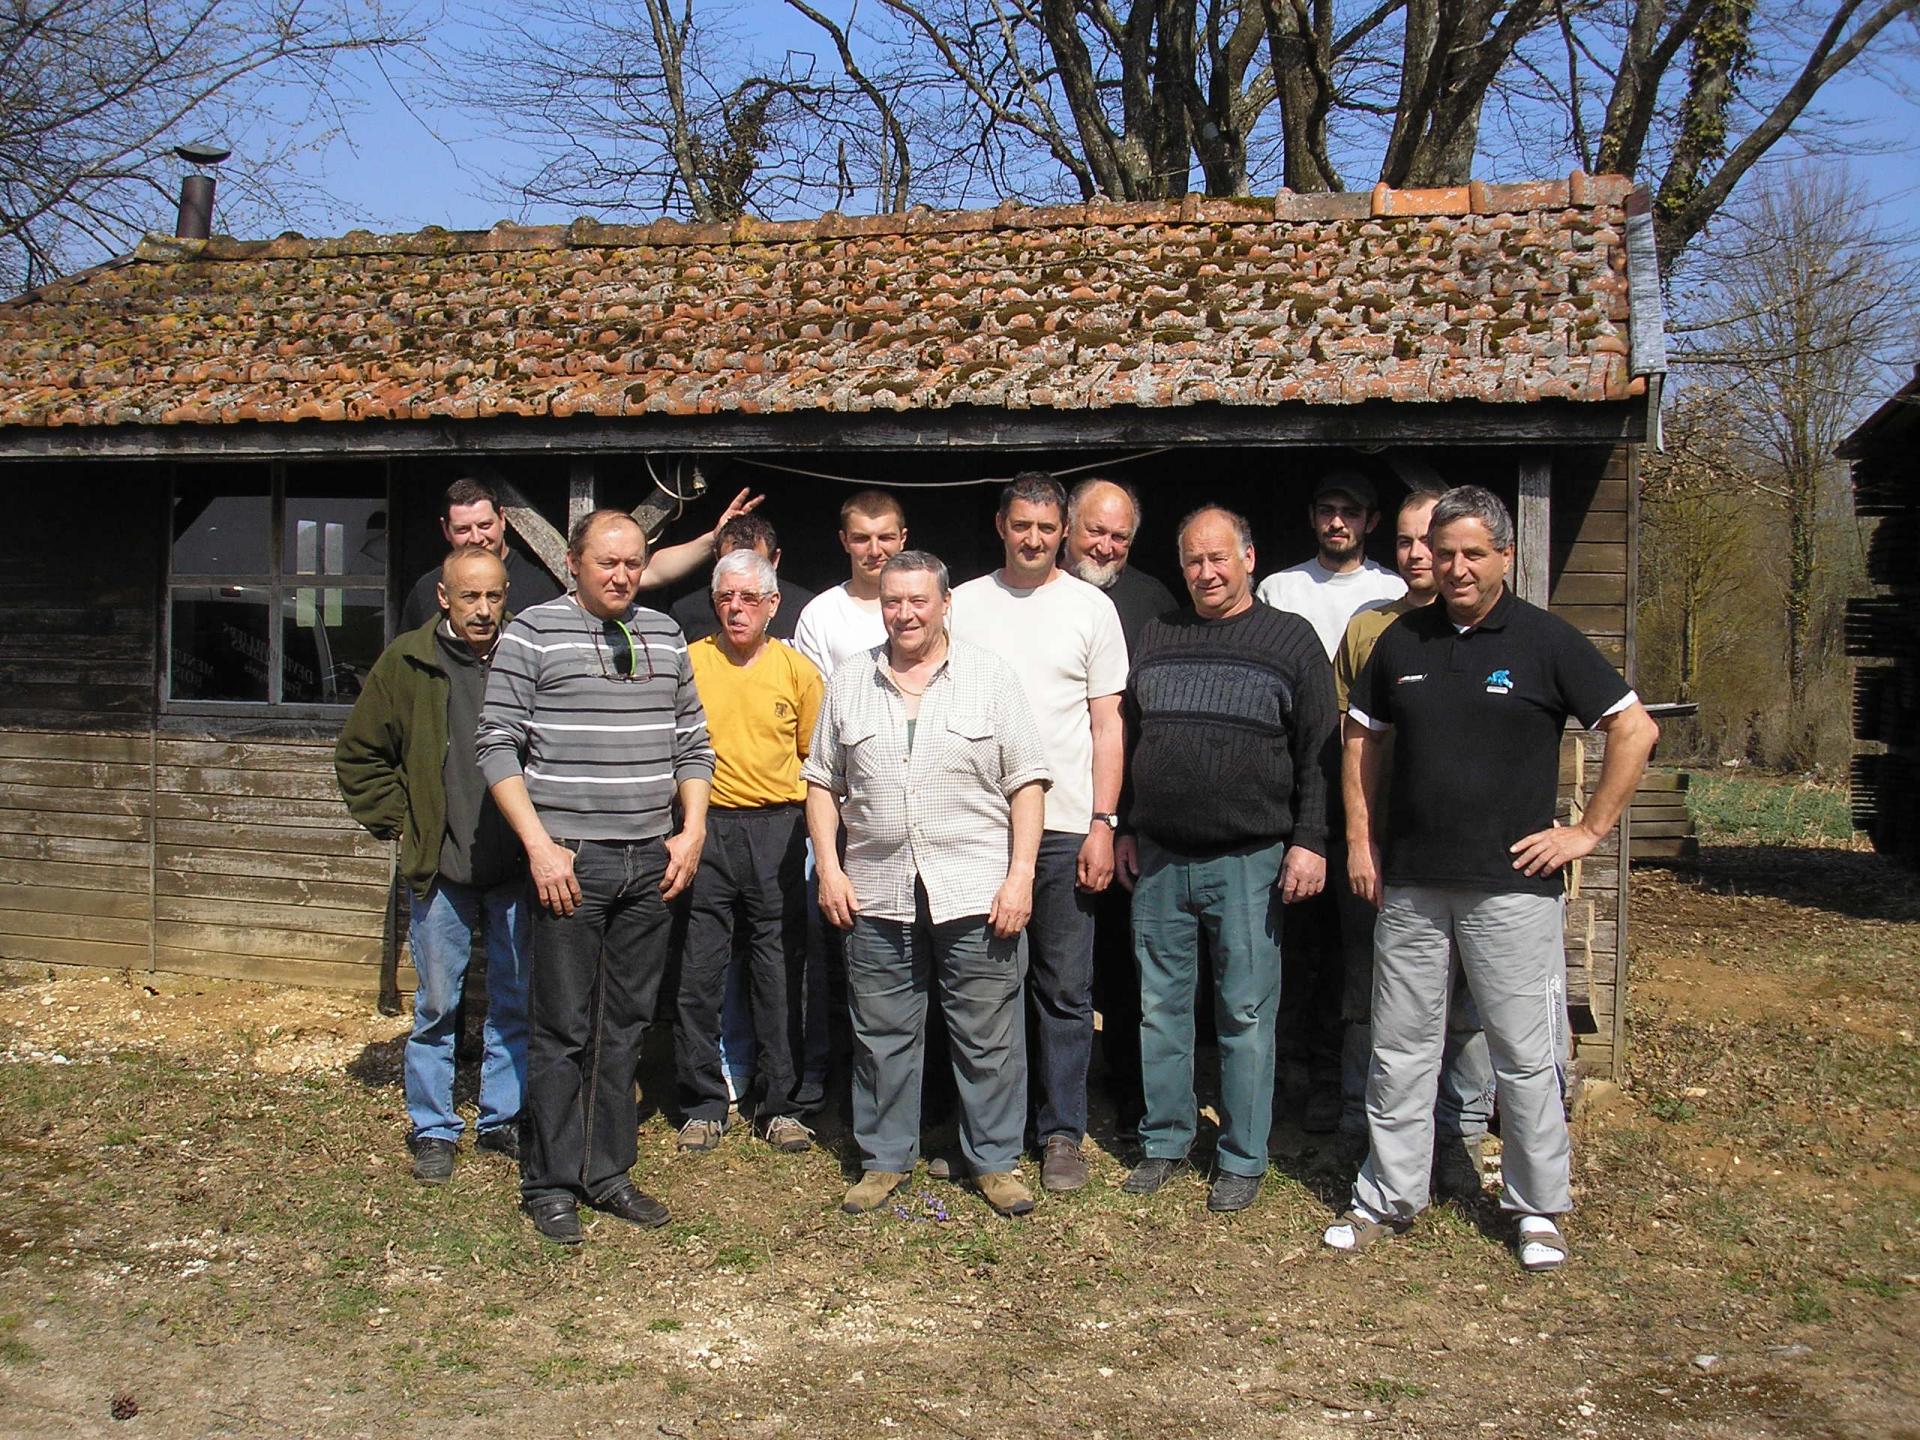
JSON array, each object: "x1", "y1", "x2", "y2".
[
  {"x1": 568, "y1": 458, "x2": 596, "y2": 535},
  {"x1": 1514, "y1": 452, "x2": 1551, "y2": 604}
]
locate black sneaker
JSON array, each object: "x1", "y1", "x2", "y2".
[
  {"x1": 1207, "y1": 1171, "x2": 1261, "y2": 1213},
  {"x1": 409, "y1": 1136, "x2": 456, "y2": 1185},
  {"x1": 522, "y1": 1195, "x2": 582, "y2": 1245},
  {"x1": 476, "y1": 1126, "x2": 521, "y2": 1163}
]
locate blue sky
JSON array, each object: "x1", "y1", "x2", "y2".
[{"x1": 240, "y1": 6, "x2": 1919, "y2": 248}]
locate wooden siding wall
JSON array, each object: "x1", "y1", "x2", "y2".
[
  {"x1": 1549, "y1": 445, "x2": 1633, "y2": 1081},
  {"x1": 0, "y1": 727, "x2": 403, "y2": 994}
]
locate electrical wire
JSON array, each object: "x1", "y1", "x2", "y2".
[{"x1": 726, "y1": 447, "x2": 1176, "y2": 489}]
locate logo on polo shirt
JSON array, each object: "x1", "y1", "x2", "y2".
[{"x1": 1484, "y1": 668, "x2": 1514, "y2": 695}]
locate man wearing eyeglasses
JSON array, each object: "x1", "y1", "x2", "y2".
[
  {"x1": 675, "y1": 548, "x2": 824, "y2": 1156},
  {"x1": 478, "y1": 509, "x2": 717, "y2": 1246}
]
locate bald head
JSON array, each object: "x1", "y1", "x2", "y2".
[
  {"x1": 1065, "y1": 478, "x2": 1143, "y2": 589},
  {"x1": 437, "y1": 546, "x2": 508, "y2": 654}
]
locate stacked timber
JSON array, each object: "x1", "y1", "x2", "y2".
[
  {"x1": 1629, "y1": 771, "x2": 1697, "y2": 863},
  {"x1": 1840, "y1": 368, "x2": 1920, "y2": 870}
]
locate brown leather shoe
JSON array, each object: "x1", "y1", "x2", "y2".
[
  {"x1": 841, "y1": 1170, "x2": 909, "y2": 1214},
  {"x1": 976, "y1": 1171, "x2": 1037, "y2": 1216},
  {"x1": 1040, "y1": 1137, "x2": 1089, "y2": 1193}
]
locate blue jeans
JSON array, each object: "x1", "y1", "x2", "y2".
[
  {"x1": 843, "y1": 885, "x2": 1027, "y2": 1176},
  {"x1": 405, "y1": 876, "x2": 531, "y2": 1143},
  {"x1": 1027, "y1": 829, "x2": 1097, "y2": 1145},
  {"x1": 1131, "y1": 837, "x2": 1285, "y2": 1178}
]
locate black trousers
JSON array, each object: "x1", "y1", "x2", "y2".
[
  {"x1": 521, "y1": 837, "x2": 671, "y2": 1204},
  {"x1": 675, "y1": 805, "x2": 808, "y2": 1123},
  {"x1": 1089, "y1": 880, "x2": 1144, "y2": 1129}
]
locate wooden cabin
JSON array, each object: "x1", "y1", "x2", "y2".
[
  {"x1": 1842, "y1": 365, "x2": 1920, "y2": 870},
  {"x1": 0, "y1": 176, "x2": 1665, "y2": 1077}
]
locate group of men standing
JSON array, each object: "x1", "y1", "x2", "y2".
[{"x1": 337, "y1": 463, "x2": 1656, "y2": 1272}]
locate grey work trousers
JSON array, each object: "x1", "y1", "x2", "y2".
[
  {"x1": 1352, "y1": 886, "x2": 1571, "y2": 1223},
  {"x1": 843, "y1": 884, "x2": 1028, "y2": 1177}
]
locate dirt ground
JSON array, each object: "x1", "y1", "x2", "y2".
[{"x1": 1, "y1": 843, "x2": 1915, "y2": 1439}]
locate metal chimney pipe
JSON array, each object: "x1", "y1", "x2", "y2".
[{"x1": 175, "y1": 174, "x2": 215, "y2": 239}]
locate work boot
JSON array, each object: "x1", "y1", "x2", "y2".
[
  {"x1": 975, "y1": 1171, "x2": 1037, "y2": 1216},
  {"x1": 841, "y1": 1170, "x2": 909, "y2": 1214}
]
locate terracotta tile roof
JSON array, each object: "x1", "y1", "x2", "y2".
[{"x1": 0, "y1": 175, "x2": 1647, "y2": 430}]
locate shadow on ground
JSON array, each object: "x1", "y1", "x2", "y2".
[{"x1": 1643, "y1": 843, "x2": 1920, "y2": 923}]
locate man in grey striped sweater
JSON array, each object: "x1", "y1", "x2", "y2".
[{"x1": 479, "y1": 509, "x2": 716, "y2": 1246}]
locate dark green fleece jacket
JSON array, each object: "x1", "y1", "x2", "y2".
[{"x1": 334, "y1": 615, "x2": 513, "y2": 899}]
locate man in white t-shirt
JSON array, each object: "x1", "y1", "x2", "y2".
[
  {"x1": 792, "y1": 491, "x2": 909, "y2": 679},
  {"x1": 1256, "y1": 469, "x2": 1403, "y2": 1135},
  {"x1": 951, "y1": 474, "x2": 1128, "y2": 1193},
  {"x1": 1254, "y1": 472, "x2": 1405, "y2": 659}
]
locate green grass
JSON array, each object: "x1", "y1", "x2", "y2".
[
  {"x1": 1648, "y1": 1094, "x2": 1696, "y2": 1123},
  {"x1": 1686, "y1": 773, "x2": 1857, "y2": 846},
  {"x1": 0, "y1": 1315, "x2": 32, "y2": 1366}
]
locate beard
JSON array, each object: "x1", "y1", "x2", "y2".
[{"x1": 1067, "y1": 553, "x2": 1122, "y2": 589}]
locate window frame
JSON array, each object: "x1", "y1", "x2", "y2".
[{"x1": 163, "y1": 460, "x2": 393, "y2": 719}]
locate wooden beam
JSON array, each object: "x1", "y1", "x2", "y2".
[
  {"x1": 568, "y1": 459, "x2": 596, "y2": 535},
  {"x1": 0, "y1": 400, "x2": 1652, "y2": 461},
  {"x1": 495, "y1": 479, "x2": 570, "y2": 583},
  {"x1": 1514, "y1": 452, "x2": 1552, "y2": 605}
]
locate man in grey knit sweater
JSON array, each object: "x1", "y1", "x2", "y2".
[{"x1": 478, "y1": 509, "x2": 716, "y2": 1246}]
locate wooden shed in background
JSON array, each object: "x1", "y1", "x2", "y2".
[
  {"x1": 1842, "y1": 364, "x2": 1920, "y2": 870},
  {"x1": 0, "y1": 176, "x2": 1664, "y2": 1077}
]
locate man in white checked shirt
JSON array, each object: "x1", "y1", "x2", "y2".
[{"x1": 804, "y1": 550, "x2": 1051, "y2": 1219}]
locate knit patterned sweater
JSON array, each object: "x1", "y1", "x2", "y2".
[{"x1": 1123, "y1": 602, "x2": 1335, "y2": 857}]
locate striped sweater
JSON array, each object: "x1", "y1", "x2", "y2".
[{"x1": 476, "y1": 596, "x2": 716, "y2": 842}]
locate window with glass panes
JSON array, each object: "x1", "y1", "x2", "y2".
[{"x1": 167, "y1": 463, "x2": 389, "y2": 707}]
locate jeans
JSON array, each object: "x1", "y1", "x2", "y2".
[
  {"x1": 1026, "y1": 830, "x2": 1097, "y2": 1145},
  {"x1": 405, "y1": 876, "x2": 531, "y2": 1143},
  {"x1": 1132, "y1": 837, "x2": 1285, "y2": 1178},
  {"x1": 843, "y1": 884, "x2": 1027, "y2": 1176},
  {"x1": 1354, "y1": 886, "x2": 1572, "y2": 1222},
  {"x1": 521, "y1": 837, "x2": 673, "y2": 1205},
  {"x1": 676, "y1": 807, "x2": 807, "y2": 1124}
]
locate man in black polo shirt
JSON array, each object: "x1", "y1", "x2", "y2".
[{"x1": 1325, "y1": 485, "x2": 1658, "y2": 1272}]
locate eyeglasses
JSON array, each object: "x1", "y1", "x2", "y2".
[
  {"x1": 713, "y1": 590, "x2": 770, "y2": 607},
  {"x1": 591, "y1": 617, "x2": 657, "y2": 684}
]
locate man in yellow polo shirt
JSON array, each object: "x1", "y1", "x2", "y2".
[{"x1": 675, "y1": 548, "x2": 825, "y2": 1154}]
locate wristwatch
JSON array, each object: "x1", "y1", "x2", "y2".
[{"x1": 1093, "y1": 812, "x2": 1120, "y2": 830}]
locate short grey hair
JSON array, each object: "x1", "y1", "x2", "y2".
[
  {"x1": 1429, "y1": 485, "x2": 1515, "y2": 551},
  {"x1": 1175, "y1": 504, "x2": 1254, "y2": 558},
  {"x1": 1067, "y1": 477, "x2": 1143, "y2": 533},
  {"x1": 710, "y1": 547, "x2": 778, "y2": 596},
  {"x1": 880, "y1": 549, "x2": 951, "y2": 597}
]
